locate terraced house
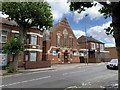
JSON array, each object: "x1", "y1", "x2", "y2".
[
  {"x1": 0, "y1": 17, "x2": 50, "y2": 69},
  {"x1": 77, "y1": 35, "x2": 110, "y2": 63}
]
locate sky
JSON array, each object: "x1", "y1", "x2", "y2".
[
  {"x1": 0, "y1": 0, "x2": 115, "y2": 47},
  {"x1": 46, "y1": 0, "x2": 115, "y2": 47}
]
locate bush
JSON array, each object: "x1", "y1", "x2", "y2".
[{"x1": 5, "y1": 65, "x2": 16, "y2": 73}]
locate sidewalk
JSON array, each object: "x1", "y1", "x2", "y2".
[
  {"x1": 0, "y1": 63, "x2": 105, "y2": 76},
  {"x1": 19, "y1": 63, "x2": 104, "y2": 72}
]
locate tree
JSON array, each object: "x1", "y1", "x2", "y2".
[
  {"x1": 69, "y1": 1, "x2": 120, "y2": 88},
  {"x1": 3, "y1": 37, "x2": 23, "y2": 72},
  {"x1": 2, "y1": 2, "x2": 53, "y2": 70}
]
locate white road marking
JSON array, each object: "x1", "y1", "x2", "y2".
[
  {"x1": 62, "y1": 70, "x2": 86, "y2": 76},
  {"x1": 1, "y1": 76, "x2": 51, "y2": 87}
]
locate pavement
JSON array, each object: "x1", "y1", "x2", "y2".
[{"x1": 0, "y1": 62, "x2": 105, "y2": 76}]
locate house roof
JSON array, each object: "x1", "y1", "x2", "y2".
[
  {"x1": 77, "y1": 35, "x2": 104, "y2": 44},
  {"x1": 0, "y1": 17, "x2": 39, "y2": 29},
  {"x1": 0, "y1": 17, "x2": 17, "y2": 26},
  {"x1": 50, "y1": 17, "x2": 69, "y2": 32}
]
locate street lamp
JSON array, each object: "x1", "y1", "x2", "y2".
[{"x1": 85, "y1": 14, "x2": 88, "y2": 64}]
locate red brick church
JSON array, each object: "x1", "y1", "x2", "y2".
[{"x1": 42, "y1": 17, "x2": 79, "y2": 64}]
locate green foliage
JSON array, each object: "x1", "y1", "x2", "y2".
[
  {"x1": 5, "y1": 64, "x2": 16, "y2": 73},
  {"x1": 99, "y1": 2, "x2": 112, "y2": 19},
  {"x1": 70, "y1": 2, "x2": 93, "y2": 13},
  {"x1": 2, "y1": 2, "x2": 53, "y2": 30},
  {"x1": 2, "y1": 37, "x2": 23, "y2": 55}
]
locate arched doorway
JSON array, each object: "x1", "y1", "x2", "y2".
[{"x1": 64, "y1": 50, "x2": 68, "y2": 63}]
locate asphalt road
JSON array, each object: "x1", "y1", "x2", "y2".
[{"x1": 1, "y1": 63, "x2": 118, "y2": 89}]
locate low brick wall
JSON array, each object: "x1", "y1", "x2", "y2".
[{"x1": 24, "y1": 61, "x2": 51, "y2": 69}]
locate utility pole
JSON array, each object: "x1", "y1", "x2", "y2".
[{"x1": 85, "y1": 14, "x2": 88, "y2": 64}]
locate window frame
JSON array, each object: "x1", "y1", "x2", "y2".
[{"x1": 30, "y1": 51, "x2": 37, "y2": 61}]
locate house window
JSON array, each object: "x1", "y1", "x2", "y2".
[
  {"x1": 96, "y1": 43, "x2": 99, "y2": 48},
  {"x1": 70, "y1": 37, "x2": 73, "y2": 48},
  {"x1": 100, "y1": 44, "x2": 104, "y2": 51},
  {"x1": 26, "y1": 35, "x2": 30, "y2": 44},
  {"x1": 25, "y1": 52, "x2": 29, "y2": 61},
  {"x1": 91, "y1": 43, "x2": 96, "y2": 49},
  {"x1": 2, "y1": 31, "x2": 7, "y2": 43},
  {"x1": 57, "y1": 35, "x2": 61, "y2": 47},
  {"x1": 30, "y1": 51, "x2": 37, "y2": 61},
  {"x1": 14, "y1": 33, "x2": 19, "y2": 39},
  {"x1": 31, "y1": 35, "x2": 37, "y2": 45}
]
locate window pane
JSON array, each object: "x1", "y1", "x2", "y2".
[
  {"x1": 70, "y1": 38, "x2": 73, "y2": 48},
  {"x1": 30, "y1": 52, "x2": 37, "y2": 61},
  {"x1": 64, "y1": 35, "x2": 67, "y2": 47},
  {"x1": 2, "y1": 31, "x2": 7, "y2": 35},
  {"x1": 31, "y1": 35, "x2": 37, "y2": 45},
  {"x1": 2, "y1": 36, "x2": 7, "y2": 43},
  {"x1": 57, "y1": 35, "x2": 61, "y2": 47}
]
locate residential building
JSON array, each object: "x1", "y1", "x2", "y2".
[
  {"x1": 43, "y1": 17, "x2": 79, "y2": 64},
  {"x1": 0, "y1": 17, "x2": 50, "y2": 69},
  {"x1": 77, "y1": 35, "x2": 110, "y2": 63},
  {"x1": 105, "y1": 47, "x2": 118, "y2": 60}
]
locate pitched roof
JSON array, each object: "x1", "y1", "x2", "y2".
[
  {"x1": 0, "y1": 17, "x2": 17, "y2": 26},
  {"x1": 77, "y1": 35, "x2": 104, "y2": 44},
  {"x1": 0, "y1": 17, "x2": 39, "y2": 29},
  {"x1": 50, "y1": 17, "x2": 69, "y2": 32}
]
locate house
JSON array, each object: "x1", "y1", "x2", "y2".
[
  {"x1": 77, "y1": 35, "x2": 110, "y2": 63},
  {"x1": 43, "y1": 17, "x2": 80, "y2": 64},
  {"x1": 105, "y1": 47, "x2": 118, "y2": 60},
  {"x1": 0, "y1": 17, "x2": 51, "y2": 69}
]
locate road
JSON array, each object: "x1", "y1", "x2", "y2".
[{"x1": 1, "y1": 63, "x2": 118, "y2": 89}]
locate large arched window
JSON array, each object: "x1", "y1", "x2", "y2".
[
  {"x1": 57, "y1": 32, "x2": 61, "y2": 47},
  {"x1": 69, "y1": 35, "x2": 73, "y2": 48},
  {"x1": 63, "y1": 29, "x2": 68, "y2": 48}
]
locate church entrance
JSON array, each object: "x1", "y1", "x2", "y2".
[{"x1": 64, "y1": 50, "x2": 68, "y2": 63}]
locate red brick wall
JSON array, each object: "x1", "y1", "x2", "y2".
[{"x1": 105, "y1": 47, "x2": 118, "y2": 59}]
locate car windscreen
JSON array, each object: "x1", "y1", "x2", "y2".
[{"x1": 110, "y1": 59, "x2": 118, "y2": 63}]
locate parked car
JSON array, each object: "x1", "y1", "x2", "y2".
[{"x1": 106, "y1": 59, "x2": 118, "y2": 70}]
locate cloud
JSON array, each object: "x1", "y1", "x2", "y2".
[
  {"x1": 87, "y1": 21, "x2": 115, "y2": 47},
  {"x1": 73, "y1": 1, "x2": 103, "y2": 23},
  {"x1": 0, "y1": 12, "x2": 8, "y2": 18},
  {"x1": 46, "y1": 0, "x2": 70, "y2": 21},
  {"x1": 73, "y1": 30, "x2": 85, "y2": 38}
]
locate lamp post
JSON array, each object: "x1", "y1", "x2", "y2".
[{"x1": 85, "y1": 14, "x2": 88, "y2": 64}]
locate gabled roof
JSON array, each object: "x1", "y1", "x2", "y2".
[
  {"x1": 50, "y1": 17, "x2": 70, "y2": 32},
  {"x1": 77, "y1": 35, "x2": 104, "y2": 44},
  {"x1": 0, "y1": 17, "x2": 39, "y2": 29},
  {"x1": 0, "y1": 17, "x2": 17, "y2": 26}
]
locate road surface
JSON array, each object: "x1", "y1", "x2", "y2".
[{"x1": 1, "y1": 63, "x2": 118, "y2": 89}]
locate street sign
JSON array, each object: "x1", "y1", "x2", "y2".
[{"x1": 53, "y1": 51, "x2": 56, "y2": 56}]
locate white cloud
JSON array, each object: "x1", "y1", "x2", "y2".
[
  {"x1": 46, "y1": 0, "x2": 70, "y2": 21},
  {"x1": 73, "y1": 30, "x2": 85, "y2": 38},
  {"x1": 87, "y1": 21, "x2": 115, "y2": 47},
  {"x1": 0, "y1": 12, "x2": 8, "y2": 18},
  {"x1": 73, "y1": 1, "x2": 103, "y2": 23}
]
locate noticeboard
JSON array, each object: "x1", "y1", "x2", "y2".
[{"x1": 0, "y1": 54, "x2": 7, "y2": 67}]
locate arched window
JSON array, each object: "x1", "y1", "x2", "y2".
[
  {"x1": 63, "y1": 29, "x2": 68, "y2": 48},
  {"x1": 57, "y1": 32, "x2": 61, "y2": 47},
  {"x1": 69, "y1": 35, "x2": 73, "y2": 48}
]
